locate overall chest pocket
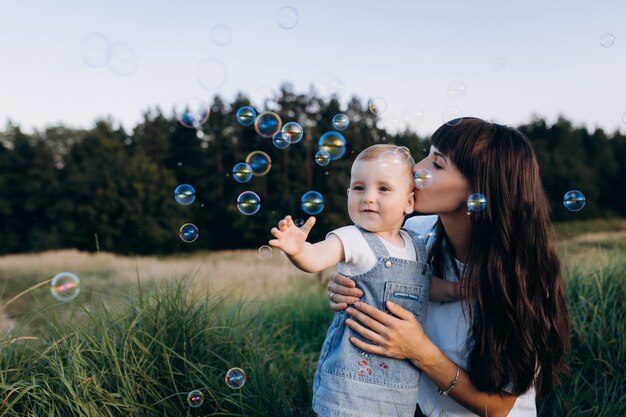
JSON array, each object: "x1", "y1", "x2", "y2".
[{"x1": 382, "y1": 282, "x2": 427, "y2": 321}]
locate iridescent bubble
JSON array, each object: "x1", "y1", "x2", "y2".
[
  {"x1": 414, "y1": 168, "x2": 433, "y2": 189},
  {"x1": 236, "y1": 106, "x2": 256, "y2": 126},
  {"x1": 108, "y1": 43, "x2": 138, "y2": 76},
  {"x1": 332, "y1": 114, "x2": 349, "y2": 130},
  {"x1": 258, "y1": 245, "x2": 273, "y2": 260},
  {"x1": 442, "y1": 105, "x2": 463, "y2": 126},
  {"x1": 446, "y1": 80, "x2": 467, "y2": 101},
  {"x1": 314, "y1": 72, "x2": 345, "y2": 97},
  {"x1": 368, "y1": 97, "x2": 388, "y2": 115},
  {"x1": 254, "y1": 111, "x2": 282, "y2": 138},
  {"x1": 245, "y1": 151, "x2": 272, "y2": 176},
  {"x1": 225, "y1": 367, "x2": 247, "y2": 389},
  {"x1": 402, "y1": 105, "x2": 425, "y2": 128},
  {"x1": 301, "y1": 191, "x2": 325, "y2": 215},
  {"x1": 197, "y1": 57, "x2": 227, "y2": 90},
  {"x1": 315, "y1": 150, "x2": 331, "y2": 166},
  {"x1": 318, "y1": 131, "x2": 347, "y2": 161},
  {"x1": 277, "y1": 6, "x2": 299, "y2": 30},
  {"x1": 50, "y1": 272, "x2": 80, "y2": 302},
  {"x1": 282, "y1": 122, "x2": 304, "y2": 144},
  {"x1": 378, "y1": 148, "x2": 410, "y2": 174},
  {"x1": 174, "y1": 184, "x2": 196, "y2": 205},
  {"x1": 294, "y1": 218, "x2": 305, "y2": 227},
  {"x1": 232, "y1": 163, "x2": 253, "y2": 183},
  {"x1": 176, "y1": 97, "x2": 210, "y2": 128},
  {"x1": 179, "y1": 223, "x2": 199, "y2": 243},
  {"x1": 494, "y1": 57, "x2": 508, "y2": 71},
  {"x1": 272, "y1": 131, "x2": 291, "y2": 149},
  {"x1": 237, "y1": 191, "x2": 261, "y2": 215},
  {"x1": 563, "y1": 190, "x2": 586, "y2": 212},
  {"x1": 80, "y1": 32, "x2": 111, "y2": 68},
  {"x1": 187, "y1": 389, "x2": 204, "y2": 408},
  {"x1": 600, "y1": 33, "x2": 615, "y2": 48},
  {"x1": 467, "y1": 193, "x2": 487, "y2": 213},
  {"x1": 210, "y1": 24, "x2": 232, "y2": 46}
]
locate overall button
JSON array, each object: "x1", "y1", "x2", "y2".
[{"x1": 385, "y1": 260, "x2": 392, "y2": 268}]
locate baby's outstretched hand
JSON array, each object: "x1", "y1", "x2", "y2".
[{"x1": 268, "y1": 215, "x2": 316, "y2": 256}]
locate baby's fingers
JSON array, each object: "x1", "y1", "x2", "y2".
[
  {"x1": 300, "y1": 216, "x2": 316, "y2": 234},
  {"x1": 268, "y1": 239, "x2": 280, "y2": 248},
  {"x1": 270, "y1": 227, "x2": 282, "y2": 238}
]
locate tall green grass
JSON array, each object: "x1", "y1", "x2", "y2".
[{"x1": 1, "y1": 264, "x2": 625, "y2": 416}]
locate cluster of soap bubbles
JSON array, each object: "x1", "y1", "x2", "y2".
[
  {"x1": 80, "y1": 32, "x2": 138, "y2": 76},
  {"x1": 186, "y1": 368, "x2": 247, "y2": 409}
]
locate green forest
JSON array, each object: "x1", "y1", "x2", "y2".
[{"x1": 1, "y1": 84, "x2": 625, "y2": 255}]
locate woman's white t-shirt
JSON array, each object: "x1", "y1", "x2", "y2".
[{"x1": 404, "y1": 215, "x2": 537, "y2": 417}]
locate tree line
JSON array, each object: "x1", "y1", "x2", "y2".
[{"x1": 1, "y1": 84, "x2": 624, "y2": 255}]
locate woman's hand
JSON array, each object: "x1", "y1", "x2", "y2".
[
  {"x1": 345, "y1": 300, "x2": 436, "y2": 364},
  {"x1": 327, "y1": 271, "x2": 363, "y2": 311}
]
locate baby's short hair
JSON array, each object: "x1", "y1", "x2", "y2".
[{"x1": 353, "y1": 144, "x2": 416, "y2": 191}]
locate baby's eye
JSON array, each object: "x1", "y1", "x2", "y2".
[
  {"x1": 379, "y1": 186, "x2": 390, "y2": 192},
  {"x1": 352, "y1": 185, "x2": 364, "y2": 190}
]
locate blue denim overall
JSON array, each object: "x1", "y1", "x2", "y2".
[{"x1": 313, "y1": 227, "x2": 430, "y2": 417}]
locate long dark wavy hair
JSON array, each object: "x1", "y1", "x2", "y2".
[{"x1": 428, "y1": 118, "x2": 570, "y2": 399}]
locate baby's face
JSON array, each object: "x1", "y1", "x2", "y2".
[{"x1": 347, "y1": 160, "x2": 415, "y2": 233}]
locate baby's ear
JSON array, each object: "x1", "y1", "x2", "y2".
[{"x1": 405, "y1": 190, "x2": 415, "y2": 214}]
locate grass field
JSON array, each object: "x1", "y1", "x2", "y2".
[{"x1": 0, "y1": 220, "x2": 625, "y2": 416}]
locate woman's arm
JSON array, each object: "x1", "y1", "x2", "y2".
[{"x1": 345, "y1": 301, "x2": 518, "y2": 417}]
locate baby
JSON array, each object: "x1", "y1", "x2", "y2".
[{"x1": 269, "y1": 144, "x2": 458, "y2": 417}]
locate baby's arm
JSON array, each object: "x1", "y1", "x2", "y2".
[
  {"x1": 429, "y1": 275, "x2": 460, "y2": 302},
  {"x1": 268, "y1": 215, "x2": 344, "y2": 273}
]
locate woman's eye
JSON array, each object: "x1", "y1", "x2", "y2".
[{"x1": 432, "y1": 161, "x2": 442, "y2": 170}]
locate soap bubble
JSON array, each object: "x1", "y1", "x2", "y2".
[
  {"x1": 179, "y1": 223, "x2": 199, "y2": 243},
  {"x1": 108, "y1": 43, "x2": 138, "y2": 76},
  {"x1": 174, "y1": 184, "x2": 196, "y2": 205},
  {"x1": 232, "y1": 163, "x2": 253, "y2": 183},
  {"x1": 210, "y1": 24, "x2": 232, "y2": 46},
  {"x1": 494, "y1": 57, "x2": 508, "y2": 71},
  {"x1": 402, "y1": 105, "x2": 425, "y2": 128},
  {"x1": 254, "y1": 111, "x2": 282, "y2": 138},
  {"x1": 563, "y1": 190, "x2": 586, "y2": 212},
  {"x1": 294, "y1": 218, "x2": 305, "y2": 227},
  {"x1": 237, "y1": 191, "x2": 261, "y2": 215},
  {"x1": 197, "y1": 57, "x2": 227, "y2": 90},
  {"x1": 332, "y1": 114, "x2": 349, "y2": 130},
  {"x1": 50, "y1": 272, "x2": 80, "y2": 302},
  {"x1": 368, "y1": 97, "x2": 387, "y2": 115},
  {"x1": 282, "y1": 122, "x2": 304, "y2": 144},
  {"x1": 80, "y1": 32, "x2": 111, "y2": 68},
  {"x1": 245, "y1": 151, "x2": 272, "y2": 176},
  {"x1": 301, "y1": 191, "x2": 325, "y2": 215},
  {"x1": 600, "y1": 33, "x2": 615, "y2": 48},
  {"x1": 272, "y1": 131, "x2": 291, "y2": 149},
  {"x1": 467, "y1": 193, "x2": 487, "y2": 213},
  {"x1": 236, "y1": 106, "x2": 256, "y2": 126},
  {"x1": 176, "y1": 97, "x2": 210, "y2": 128},
  {"x1": 442, "y1": 105, "x2": 463, "y2": 126},
  {"x1": 314, "y1": 72, "x2": 345, "y2": 97},
  {"x1": 225, "y1": 367, "x2": 247, "y2": 389},
  {"x1": 378, "y1": 148, "x2": 410, "y2": 174},
  {"x1": 446, "y1": 80, "x2": 468, "y2": 101},
  {"x1": 277, "y1": 6, "x2": 299, "y2": 30},
  {"x1": 414, "y1": 168, "x2": 433, "y2": 189},
  {"x1": 258, "y1": 245, "x2": 273, "y2": 260},
  {"x1": 315, "y1": 150, "x2": 331, "y2": 166},
  {"x1": 318, "y1": 131, "x2": 347, "y2": 161},
  {"x1": 187, "y1": 390, "x2": 204, "y2": 408}
]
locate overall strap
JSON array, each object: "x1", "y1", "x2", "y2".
[
  {"x1": 402, "y1": 227, "x2": 428, "y2": 264},
  {"x1": 354, "y1": 226, "x2": 390, "y2": 258}
]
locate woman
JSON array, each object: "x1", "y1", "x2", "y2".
[{"x1": 326, "y1": 118, "x2": 570, "y2": 417}]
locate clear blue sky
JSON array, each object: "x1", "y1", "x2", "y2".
[{"x1": 1, "y1": 0, "x2": 625, "y2": 136}]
